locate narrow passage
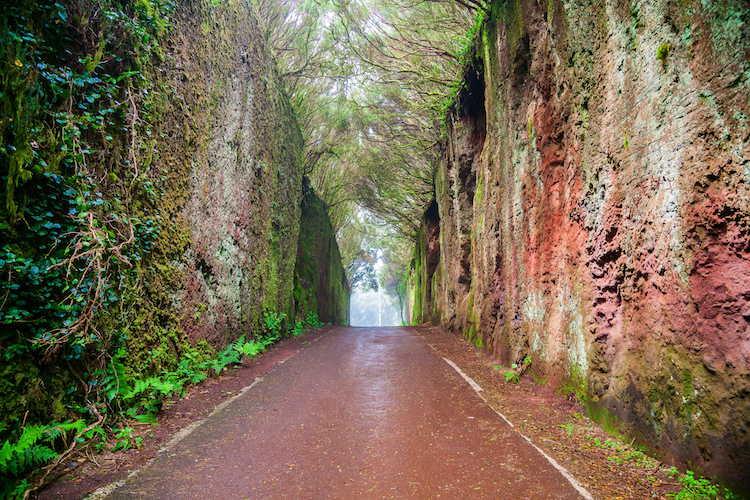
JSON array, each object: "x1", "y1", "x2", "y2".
[{"x1": 109, "y1": 327, "x2": 584, "y2": 499}]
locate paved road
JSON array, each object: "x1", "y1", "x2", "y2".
[{"x1": 108, "y1": 327, "x2": 584, "y2": 499}]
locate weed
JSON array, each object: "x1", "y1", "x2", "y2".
[
  {"x1": 110, "y1": 427, "x2": 141, "y2": 451},
  {"x1": 531, "y1": 371, "x2": 547, "y2": 385},
  {"x1": 606, "y1": 447, "x2": 658, "y2": 468},
  {"x1": 232, "y1": 335, "x2": 268, "y2": 359},
  {"x1": 117, "y1": 332, "x2": 276, "y2": 424},
  {"x1": 290, "y1": 321, "x2": 304, "y2": 337},
  {"x1": 263, "y1": 311, "x2": 286, "y2": 341},
  {"x1": 667, "y1": 470, "x2": 736, "y2": 500},
  {"x1": 504, "y1": 371, "x2": 519, "y2": 383},
  {"x1": 304, "y1": 312, "x2": 323, "y2": 328},
  {"x1": 0, "y1": 420, "x2": 87, "y2": 497},
  {"x1": 558, "y1": 366, "x2": 588, "y2": 403},
  {"x1": 77, "y1": 425, "x2": 106, "y2": 452}
]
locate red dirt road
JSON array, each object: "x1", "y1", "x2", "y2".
[{"x1": 105, "y1": 327, "x2": 586, "y2": 499}]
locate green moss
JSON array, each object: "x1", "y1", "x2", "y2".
[
  {"x1": 682, "y1": 368, "x2": 694, "y2": 419},
  {"x1": 474, "y1": 172, "x2": 483, "y2": 208},
  {"x1": 527, "y1": 113, "x2": 534, "y2": 144},
  {"x1": 473, "y1": 327, "x2": 483, "y2": 348},
  {"x1": 502, "y1": 0, "x2": 524, "y2": 62},
  {"x1": 586, "y1": 403, "x2": 626, "y2": 441},
  {"x1": 656, "y1": 43, "x2": 671, "y2": 62},
  {"x1": 293, "y1": 189, "x2": 349, "y2": 325},
  {"x1": 410, "y1": 224, "x2": 428, "y2": 324}
]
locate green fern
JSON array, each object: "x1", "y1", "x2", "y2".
[
  {"x1": 231, "y1": 335, "x2": 265, "y2": 358},
  {"x1": 149, "y1": 377, "x2": 182, "y2": 397},
  {"x1": 0, "y1": 420, "x2": 85, "y2": 478}
]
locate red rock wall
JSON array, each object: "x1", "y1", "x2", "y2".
[{"x1": 421, "y1": 0, "x2": 750, "y2": 488}]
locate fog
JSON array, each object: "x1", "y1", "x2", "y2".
[{"x1": 349, "y1": 289, "x2": 402, "y2": 326}]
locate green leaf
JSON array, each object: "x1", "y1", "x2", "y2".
[{"x1": 133, "y1": 413, "x2": 156, "y2": 424}]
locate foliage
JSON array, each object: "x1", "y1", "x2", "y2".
[
  {"x1": 558, "y1": 422, "x2": 575, "y2": 435},
  {"x1": 304, "y1": 311, "x2": 324, "y2": 329},
  {"x1": 348, "y1": 249, "x2": 379, "y2": 292},
  {"x1": 0, "y1": 309, "x2": 304, "y2": 495},
  {"x1": 261, "y1": 0, "x2": 482, "y2": 262},
  {"x1": 104, "y1": 307, "x2": 327, "y2": 438},
  {"x1": 0, "y1": 421, "x2": 84, "y2": 478},
  {"x1": 0, "y1": 0, "x2": 491, "y2": 491},
  {"x1": 263, "y1": 311, "x2": 286, "y2": 341},
  {"x1": 558, "y1": 365, "x2": 588, "y2": 403},
  {"x1": 115, "y1": 332, "x2": 279, "y2": 423},
  {"x1": 606, "y1": 447, "x2": 654, "y2": 467},
  {"x1": 0, "y1": 0, "x2": 177, "y2": 441},
  {"x1": 1, "y1": 0, "x2": 173, "y2": 343},
  {"x1": 110, "y1": 427, "x2": 141, "y2": 452},
  {"x1": 377, "y1": 237, "x2": 411, "y2": 323},
  {"x1": 290, "y1": 321, "x2": 304, "y2": 337},
  {"x1": 289, "y1": 310, "x2": 325, "y2": 337},
  {"x1": 232, "y1": 335, "x2": 272, "y2": 359},
  {"x1": 250, "y1": 0, "x2": 491, "y2": 322},
  {"x1": 667, "y1": 469, "x2": 736, "y2": 500},
  {"x1": 0, "y1": 419, "x2": 86, "y2": 498}
]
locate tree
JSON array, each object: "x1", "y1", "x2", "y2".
[{"x1": 263, "y1": 0, "x2": 485, "y2": 285}]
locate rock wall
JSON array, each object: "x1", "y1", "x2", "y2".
[
  {"x1": 415, "y1": 0, "x2": 750, "y2": 489},
  {"x1": 294, "y1": 179, "x2": 350, "y2": 325},
  {"x1": 171, "y1": 1, "x2": 304, "y2": 346},
  {"x1": 0, "y1": 0, "x2": 347, "y2": 435}
]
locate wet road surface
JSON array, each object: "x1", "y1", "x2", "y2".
[{"x1": 108, "y1": 327, "x2": 585, "y2": 499}]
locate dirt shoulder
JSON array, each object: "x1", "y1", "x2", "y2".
[
  {"x1": 416, "y1": 326, "x2": 684, "y2": 500},
  {"x1": 37, "y1": 325, "x2": 683, "y2": 499}
]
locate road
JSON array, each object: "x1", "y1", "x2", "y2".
[{"x1": 107, "y1": 327, "x2": 585, "y2": 499}]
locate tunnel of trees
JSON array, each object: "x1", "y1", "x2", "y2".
[{"x1": 1, "y1": 0, "x2": 749, "y2": 496}]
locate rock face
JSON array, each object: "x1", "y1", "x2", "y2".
[
  {"x1": 108, "y1": 0, "x2": 349, "y2": 355},
  {"x1": 294, "y1": 179, "x2": 351, "y2": 325},
  {"x1": 412, "y1": 0, "x2": 750, "y2": 489},
  {"x1": 173, "y1": 2, "x2": 305, "y2": 346},
  {"x1": 0, "y1": 0, "x2": 347, "y2": 433}
]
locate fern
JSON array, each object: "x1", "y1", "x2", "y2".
[
  {"x1": 0, "y1": 420, "x2": 85, "y2": 478},
  {"x1": 237, "y1": 340, "x2": 261, "y2": 358},
  {"x1": 15, "y1": 445, "x2": 58, "y2": 476},
  {"x1": 44, "y1": 420, "x2": 85, "y2": 441},
  {"x1": 218, "y1": 348, "x2": 240, "y2": 366}
]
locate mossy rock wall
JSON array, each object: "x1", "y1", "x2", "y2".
[
  {"x1": 408, "y1": 200, "x2": 440, "y2": 326},
  {"x1": 171, "y1": 1, "x2": 303, "y2": 347},
  {"x1": 416, "y1": 0, "x2": 750, "y2": 490},
  {"x1": 294, "y1": 180, "x2": 350, "y2": 325},
  {"x1": 0, "y1": 0, "x2": 326, "y2": 437}
]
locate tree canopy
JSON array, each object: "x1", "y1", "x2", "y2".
[{"x1": 260, "y1": 0, "x2": 486, "y2": 293}]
